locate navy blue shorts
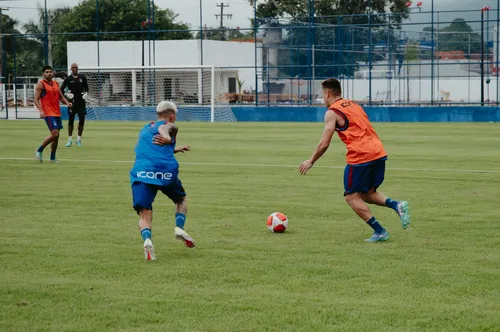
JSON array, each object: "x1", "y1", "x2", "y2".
[
  {"x1": 132, "y1": 180, "x2": 186, "y2": 213},
  {"x1": 44, "y1": 116, "x2": 63, "y2": 131},
  {"x1": 344, "y1": 157, "x2": 387, "y2": 196}
]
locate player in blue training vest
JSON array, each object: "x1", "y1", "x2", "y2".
[{"x1": 130, "y1": 101, "x2": 193, "y2": 261}]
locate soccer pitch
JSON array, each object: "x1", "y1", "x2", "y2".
[{"x1": 1, "y1": 120, "x2": 500, "y2": 332}]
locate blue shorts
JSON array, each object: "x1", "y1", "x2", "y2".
[
  {"x1": 44, "y1": 116, "x2": 63, "y2": 131},
  {"x1": 344, "y1": 157, "x2": 387, "y2": 196},
  {"x1": 132, "y1": 180, "x2": 186, "y2": 213}
]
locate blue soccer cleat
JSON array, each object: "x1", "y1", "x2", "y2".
[
  {"x1": 76, "y1": 139, "x2": 82, "y2": 147},
  {"x1": 365, "y1": 230, "x2": 390, "y2": 243},
  {"x1": 397, "y1": 201, "x2": 411, "y2": 229}
]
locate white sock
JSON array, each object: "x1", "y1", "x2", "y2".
[
  {"x1": 77, "y1": 136, "x2": 81, "y2": 141},
  {"x1": 68, "y1": 136, "x2": 72, "y2": 141}
]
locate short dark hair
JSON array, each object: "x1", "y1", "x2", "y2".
[
  {"x1": 321, "y1": 78, "x2": 342, "y2": 95},
  {"x1": 42, "y1": 65, "x2": 53, "y2": 73}
]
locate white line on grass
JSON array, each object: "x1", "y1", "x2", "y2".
[{"x1": 0, "y1": 156, "x2": 499, "y2": 174}]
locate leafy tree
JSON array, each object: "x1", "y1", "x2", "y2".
[
  {"x1": 249, "y1": 0, "x2": 409, "y2": 26},
  {"x1": 1, "y1": 12, "x2": 44, "y2": 79},
  {"x1": 195, "y1": 27, "x2": 253, "y2": 41},
  {"x1": 423, "y1": 18, "x2": 482, "y2": 57},
  {"x1": 23, "y1": 0, "x2": 192, "y2": 70},
  {"x1": 247, "y1": 0, "x2": 410, "y2": 78}
]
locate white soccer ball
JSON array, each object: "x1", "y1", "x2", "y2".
[{"x1": 266, "y1": 212, "x2": 289, "y2": 233}]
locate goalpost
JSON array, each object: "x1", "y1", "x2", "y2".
[{"x1": 75, "y1": 65, "x2": 237, "y2": 122}]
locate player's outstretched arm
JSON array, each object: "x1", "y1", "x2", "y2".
[
  {"x1": 34, "y1": 82, "x2": 45, "y2": 118},
  {"x1": 174, "y1": 146, "x2": 191, "y2": 153},
  {"x1": 299, "y1": 111, "x2": 337, "y2": 175}
]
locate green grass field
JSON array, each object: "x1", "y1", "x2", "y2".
[{"x1": 1, "y1": 120, "x2": 500, "y2": 332}]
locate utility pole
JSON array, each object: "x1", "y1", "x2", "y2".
[
  {"x1": 47, "y1": 11, "x2": 53, "y2": 67},
  {"x1": 44, "y1": 0, "x2": 48, "y2": 65},
  {"x1": 215, "y1": 3, "x2": 232, "y2": 29}
]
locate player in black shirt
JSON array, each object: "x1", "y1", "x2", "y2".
[{"x1": 61, "y1": 63, "x2": 89, "y2": 147}]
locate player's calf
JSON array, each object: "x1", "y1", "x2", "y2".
[
  {"x1": 36, "y1": 130, "x2": 60, "y2": 162},
  {"x1": 345, "y1": 193, "x2": 388, "y2": 241},
  {"x1": 173, "y1": 198, "x2": 194, "y2": 247},
  {"x1": 137, "y1": 208, "x2": 155, "y2": 260},
  {"x1": 345, "y1": 193, "x2": 373, "y2": 221}
]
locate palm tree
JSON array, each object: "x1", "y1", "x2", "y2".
[
  {"x1": 236, "y1": 75, "x2": 245, "y2": 103},
  {"x1": 22, "y1": 5, "x2": 71, "y2": 67}
]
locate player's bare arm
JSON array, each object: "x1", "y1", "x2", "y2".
[
  {"x1": 34, "y1": 82, "x2": 45, "y2": 118},
  {"x1": 153, "y1": 123, "x2": 190, "y2": 152},
  {"x1": 299, "y1": 111, "x2": 338, "y2": 175},
  {"x1": 153, "y1": 123, "x2": 175, "y2": 145},
  {"x1": 174, "y1": 145, "x2": 191, "y2": 154},
  {"x1": 58, "y1": 90, "x2": 72, "y2": 108}
]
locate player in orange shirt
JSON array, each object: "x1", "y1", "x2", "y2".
[
  {"x1": 299, "y1": 78, "x2": 411, "y2": 242},
  {"x1": 34, "y1": 66, "x2": 72, "y2": 163}
]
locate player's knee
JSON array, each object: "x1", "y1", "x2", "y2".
[
  {"x1": 51, "y1": 130, "x2": 60, "y2": 138},
  {"x1": 176, "y1": 196, "x2": 187, "y2": 206},
  {"x1": 345, "y1": 193, "x2": 361, "y2": 206},
  {"x1": 139, "y1": 208, "x2": 153, "y2": 220}
]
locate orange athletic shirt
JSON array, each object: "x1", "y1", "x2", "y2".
[
  {"x1": 329, "y1": 99, "x2": 387, "y2": 165},
  {"x1": 40, "y1": 80, "x2": 61, "y2": 117}
]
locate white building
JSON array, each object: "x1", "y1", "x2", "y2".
[{"x1": 67, "y1": 40, "x2": 263, "y2": 105}]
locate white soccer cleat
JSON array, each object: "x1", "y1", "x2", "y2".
[
  {"x1": 143, "y1": 238, "x2": 156, "y2": 261},
  {"x1": 35, "y1": 150, "x2": 43, "y2": 163},
  {"x1": 174, "y1": 227, "x2": 195, "y2": 248}
]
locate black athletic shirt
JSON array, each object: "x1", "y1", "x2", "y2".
[{"x1": 60, "y1": 74, "x2": 89, "y2": 103}]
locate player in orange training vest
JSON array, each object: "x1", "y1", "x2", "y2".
[
  {"x1": 34, "y1": 65, "x2": 72, "y2": 163},
  {"x1": 299, "y1": 78, "x2": 411, "y2": 242}
]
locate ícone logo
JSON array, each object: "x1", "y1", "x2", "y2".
[{"x1": 136, "y1": 171, "x2": 173, "y2": 180}]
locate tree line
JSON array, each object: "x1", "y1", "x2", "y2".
[{"x1": 0, "y1": 0, "x2": 486, "y2": 80}]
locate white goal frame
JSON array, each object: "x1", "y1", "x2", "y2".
[{"x1": 73, "y1": 65, "x2": 219, "y2": 122}]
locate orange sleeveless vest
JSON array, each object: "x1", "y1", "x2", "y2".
[
  {"x1": 40, "y1": 80, "x2": 61, "y2": 117},
  {"x1": 329, "y1": 99, "x2": 387, "y2": 165}
]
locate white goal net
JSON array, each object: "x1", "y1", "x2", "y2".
[{"x1": 74, "y1": 65, "x2": 237, "y2": 122}]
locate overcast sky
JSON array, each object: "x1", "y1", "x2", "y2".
[{"x1": 2, "y1": 0, "x2": 499, "y2": 31}]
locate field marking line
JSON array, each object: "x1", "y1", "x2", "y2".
[{"x1": 0, "y1": 156, "x2": 499, "y2": 174}]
